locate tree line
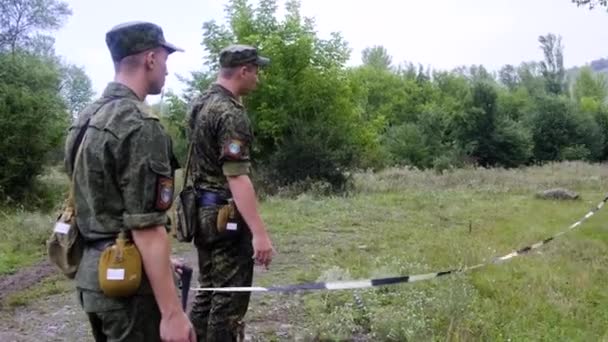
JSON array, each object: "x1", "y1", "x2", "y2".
[
  {"x1": 1, "y1": 0, "x2": 606, "y2": 202},
  {"x1": 0, "y1": 0, "x2": 93, "y2": 202},
  {"x1": 162, "y1": 0, "x2": 608, "y2": 191}
]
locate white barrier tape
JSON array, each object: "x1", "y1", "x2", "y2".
[{"x1": 191, "y1": 194, "x2": 608, "y2": 293}]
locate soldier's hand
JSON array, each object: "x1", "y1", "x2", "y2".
[
  {"x1": 160, "y1": 310, "x2": 196, "y2": 342},
  {"x1": 252, "y1": 232, "x2": 274, "y2": 269},
  {"x1": 171, "y1": 257, "x2": 186, "y2": 275}
]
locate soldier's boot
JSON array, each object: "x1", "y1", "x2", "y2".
[{"x1": 234, "y1": 321, "x2": 246, "y2": 342}]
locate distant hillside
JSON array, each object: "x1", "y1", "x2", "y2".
[
  {"x1": 566, "y1": 57, "x2": 608, "y2": 84},
  {"x1": 589, "y1": 58, "x2": 608, "y2": 74}
]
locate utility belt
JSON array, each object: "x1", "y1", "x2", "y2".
[
  {"x1": 174, "y1": 189, "x2": 242, "y2": 242},
  {"x1": 86, "y1": 238, "x2": 116, "y2": 251},
  {"x1": 197, "y1": 190, "x2": 240, "y2": 233},
  {"x1": 197, "y1": 190, "x2": 229, "y2": 207}
]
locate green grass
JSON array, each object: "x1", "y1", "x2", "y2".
[
  {"x1": 0, "y1": 209, "x2": 57, "y2": 275},
  {"x1": 0, "y1": 166, "x2": 68, "y2": 275},
  {"x1": 249, "y1": 161, "x2": 608, "y2": 341},
  {"x1": 3, "y1": 161, "x2": 608, "y2": 340}
]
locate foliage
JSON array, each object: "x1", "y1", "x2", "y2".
[
  {"x1": 538, "y1": 33, "x2": 566, "y2": 95},
  {"x1": 0, "y1": 0, "x2": 72, "y2": 53},
  {"x1": 4, "y1": 0, "x2": 607, "y2": 202},
  {"x1": 361, "y1": 45, "x2": 392, "y2": 70},
  {"x1": 168, "y1": 0, "x2": 371, "y2": 190},
  {"x1": 0, "y1": 0, "x2": 94, "y2": 202},
  {"x1": 60, "y1": 63, "x2": 94, "y2": 118},
  {"x1": 0, "y1": 52, "x2": 68, "y2": 200},
  {"x1": 571, "y1": 0, "x2": 608, "y2": 10},
  {"x1": 572, "y1": 66, "x2": 608, "y2": 103}
]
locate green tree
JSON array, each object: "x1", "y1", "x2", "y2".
[
  {"x1": 572, "y1": 66, "x2": 608, "y2": 103},
  {"x1": 592, "y1": 108, "x2": 608, "y2": 159},
  {"x1": 454, "y1": 65, "x2": 495, "y2": 84},
  {"x1": 0, "y1": 0, "x2": 75, "y2": 201},
  {"x1": 499, "y1": 64, "x2": 520, "y2": 91},
  {"x1": 159, "y1": 92, "x2": 189, "y2": 165},
  {"x1": 452, "y1": 82, "x2": 532, "y2": 167},
  {"x1": 539, "y1": 33, "x2": 566, "y2": 95},
  {"x1": 60, "y1": 63, "x2": 94, "y2": 118},
  {"x1": 0, "y1": 53, "x2": 67, "y2": 200},
  {"x1": 361, "y1": 45, "x2": 392, "y2": 70},
  {"x1": 517, "y1": 61, "x2": 545, "y2": 97},
  {"x1": 0, "y1": 0, "x2": 72, "y2": 53},
  {"x1": 529, "y1": 96, "x2": 571, "y2": 161},
  {"x1": 383, "y1": 123, "x2": 431, "y2": 168},
  {"x1": 185, "y1": 0, "x2": 367, "y2": 190}
]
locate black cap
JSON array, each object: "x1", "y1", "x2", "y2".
[
  {"x1": 105, "y1": 21, "x2": 184, "y2": 62},
  {"x1": 219, "y1": 44, "x2": 270, "y2": 68}
]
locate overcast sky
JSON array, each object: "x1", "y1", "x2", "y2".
[{"x1": 53, "y1": 0, "x2": 608, "y2": 101}]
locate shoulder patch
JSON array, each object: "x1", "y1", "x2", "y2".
[
  {"x1": 222, "y1": 139, "x2": 245, "y2": 160},
  {"x1": 155, "y1": 176, "x2": 174, "y2": 211}
]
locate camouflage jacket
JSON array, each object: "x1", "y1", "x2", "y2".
[
  {"x1": 64, "y1": 82, "x2": 178, "y2": 302},
  {"x1": 185, "y1": 83, "x2": 254, "y2": 198}
]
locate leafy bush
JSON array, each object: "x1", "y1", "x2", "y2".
[{"x1": 0, "y1": 53, "x2": 68, "y2": 201}]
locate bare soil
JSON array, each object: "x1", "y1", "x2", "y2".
[{"x1": 0, "y1": 248, "x2": 311, "y2": 341}]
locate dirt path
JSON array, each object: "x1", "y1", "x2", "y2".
[
  {"x1": 0, "y1": 247, "x2": 311, "y2": 342},
  {"x1": 0, "y1": 260, "x2": 55, "y2": 305}
]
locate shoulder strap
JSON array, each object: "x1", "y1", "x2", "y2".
[
  {"x1": 68, "y1": 97, "x2": 118, "y2": 171},
  {"x1": 182, "y1": 142, "x2": 194, "y2": 190},
  {"x1": 66, "y1": 97, "x2": 119, "y2": 209},
  {"x1": 66, "y1": 141, "x2": 86, "y2": 208},
  {"x1": 182, "y1": 93, "x2": 214, "y2": 190}
]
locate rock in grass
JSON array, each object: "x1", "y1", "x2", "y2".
[{"x1": 535, "y1": 188, "x2": 580, "y2": 200}]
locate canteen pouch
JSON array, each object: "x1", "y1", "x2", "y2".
[
  {"x1": 98, "y1": 231, "x2": 142, "y2": 297},
  {"x1": 216, "y1": 200, "x2": 240, "y2": 235}
]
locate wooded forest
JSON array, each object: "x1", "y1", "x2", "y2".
[{"x1": 2, "y1": 0, "x2": 608, "y2": 201}]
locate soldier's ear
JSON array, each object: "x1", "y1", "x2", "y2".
[
  {"x1": 143, "y1": 49, "x2": 158, "y2": 71},
  {"x1": 238, "y1": 65, "x2": 248, "y2": 78}
]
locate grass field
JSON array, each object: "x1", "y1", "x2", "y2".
[
  {"x1": 0, "y1": 167, "x2": 68, "y2": 275},
  {"x1": 2, "y1": 161, "x2": 608, "y2": 340},
  {"x1": 248, "y1": 161, "x2": 608, "y2": 340}
]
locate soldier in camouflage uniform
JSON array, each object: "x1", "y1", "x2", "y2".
[
  {"x1": 64, "y1": 21, "x2": 195, "y2": 342},
  {"x1": 186, "y1": 45, "x2": 274, "y2": 341}
]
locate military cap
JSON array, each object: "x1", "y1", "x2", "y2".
[
  {"x1": 219, "y1": 44, "x2": 270, "y2": 68},
  {"x1": 105, "y1": 21, "x2": 184, "y2": 61}
]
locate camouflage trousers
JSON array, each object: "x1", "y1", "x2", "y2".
[
  {"x1": 78, "y1": 291, "x2": 161, "y2": 342},
  {"x1": 190, "y1": 206, "x2": 254, "y2": 342}
]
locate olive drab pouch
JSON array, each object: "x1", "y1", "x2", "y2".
[
  {"x1": 46, "y1": 196, "x2": 84, "y2": 279},
  {"x1": 98, "y1": 231, "x2": 142, "y2": 297},
  {"x1": 173, "y1": 142, "x2": 197, "y2": 242},
  {"x1": 46, "y1": 142, "x2": 86, "y2": 279},
  {"x1": 174, "y1": 185, "x2": 197, "y2": 242},
  {"x1": 216, "y1": 200, "x2": 239, "y2": 235},
  {"x1": 47, "y1": 99, "x2": 117, "y2": 279}
]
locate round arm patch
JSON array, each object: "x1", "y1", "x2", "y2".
[
  {"x1": 221, "y1": 139, "x2": 248, "y2": 161},
  {"x1": 155, "y1": 176, "x2": 174, "y2": 211}
]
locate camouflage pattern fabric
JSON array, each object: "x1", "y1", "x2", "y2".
[
  {"x1": 189, "y1": 206, "x2": 254, "y2": 341},
  {"x1": 105, "y1": 21, "x2": 183, "y2": 62},
  {"x1": 64, "y1": 82, "x2": 178, "y2": 312},
  {"x1": 80, "y1": 291, "x2": 162, "y2": 342},
  {"x1": 185, "y1": 83, "x2": 254, "y2": 198},
  {"x1": 186, "y1": 83, "x2": 256, "y2": 341},
  {"x1": 219, "y1": 44, "x2": 270, "y2": 68}
]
